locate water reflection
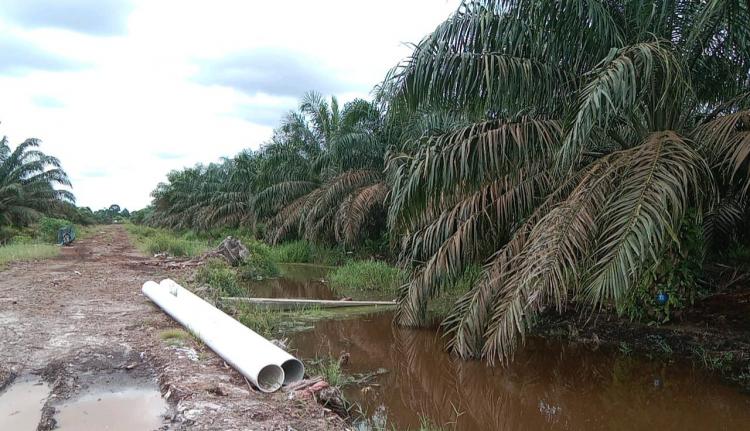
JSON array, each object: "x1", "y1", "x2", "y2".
[
  {"x1": 289, "y1": 312, "x2": 750, "y2": 430},
  {"x1": 243, "y1": 264, "x2": 336, "y2": 299}
]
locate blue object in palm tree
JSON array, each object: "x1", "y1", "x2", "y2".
[{"x1": 656, "y1": 292, "x2": 669, "y2": 305}]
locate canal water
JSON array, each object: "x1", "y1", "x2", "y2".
[{"x1": 256, "y1": 264, "x2": 750, "y2": 430}]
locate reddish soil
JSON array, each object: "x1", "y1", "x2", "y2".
[{"x1": 0, "y1": 225, "x2": 347, "y2": 430}]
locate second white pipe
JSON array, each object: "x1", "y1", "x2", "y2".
[{"x1": 158, "y1": 279, "x2": 305, "y2": 385}]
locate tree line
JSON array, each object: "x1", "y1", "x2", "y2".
[{"x1": 141, "y1": 0, "x2": 750, "y2": 363}]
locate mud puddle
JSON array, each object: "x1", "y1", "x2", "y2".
[
  {"x1": 0, "y1": 378, "x2": 50, "y2": 430},
  {"x1": 55, "y1": 385, "x2": 167, "y2": 430}
]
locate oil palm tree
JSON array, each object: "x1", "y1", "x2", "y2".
[
  {"x1": 258, "y1": 92, "x2": 390, "y2": 247},
  {"x1": 385, "y1": 0, "x2": 750, "y2": 363},
  {"x1": 149, "y1": 149, "x2": 266, "y2": 231},
  {"x1": 0, "y1": 136, "x2": 74, "y2": 227}
]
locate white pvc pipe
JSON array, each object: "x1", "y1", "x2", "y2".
[
  {"x1": 142, "y1": 280, "x2": 304, "y2": 392},
  {"x1": 158, "y1": 279, "x2": 305, "y2": 384}
]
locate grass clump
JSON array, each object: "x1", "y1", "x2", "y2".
[
  {"x1": 309, "y1": 356, "x2": 352, "y2": 387},
  {"x1": 145, "y1": 232, "x2": 206, "y2": 257},
  {"x1": 0, "y1": 243, "x2": 59, "y2": 267},
  {"x1": 237, "y1": 239, "x2": 279, "y2": 280},
  {"x1": 125, "y1": 223, "x2": 208, "y2": 257},
  {"x1": 159, "y1": 328, "x2": 190, "y2": 346},
  {"x1": 270, "y1": 240, "x2": 347, "y2": 265},
  {"x1": 329, "y1": 260, "x2": 405, "y2": 297},
  {"x1": 237, "y1": 307, "x2": 288, "y2": 339},
  {"x1": 195, "y1": 258, "x2": 244, "y2": 297},
  {"x1": 270, "y1": 240, "x2": 312, "y2": 263}
]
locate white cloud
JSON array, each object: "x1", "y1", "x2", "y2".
[{"x1": 0, "y1": 0, "x2": 457, "y2": 210}]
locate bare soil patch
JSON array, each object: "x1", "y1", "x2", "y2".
[{"x1": 0, "y1": 225, "x2": 346, "y2": 430}]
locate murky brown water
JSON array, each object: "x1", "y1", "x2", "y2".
[
  {"x1": 55, "y1": 385, "x2": 167, "y2": 430},
  {"x1": 0, "y1": 379, "x2": 50, "y2": 430},
  {"x1": 260, "y1": 268, "x2": 750, "y2": 430},
  {"x1": 290, "y1": 312, "x2": 750, "y2": 430},
  {"x1": 244, "y1": 263, "x2": 336, "y2": 299}
]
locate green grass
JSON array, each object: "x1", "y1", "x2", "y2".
[
  {"x1": 237, "y1": 239, "x2": 279, "y2": 280},
  {"x1": 329, "y1": 260, "x2": 405, "y2": 298},
  {"x1": 125, "y1": 224, "x2": 209, "y2": 257},
  {"x1": 270, "y1": 240, "x2": 347, "y2": 265},
  {"x1": 195, "y1": 258, "x2": 245, "y2": 297},
  {"x1": 426, "y1": 265, "x2": 481, "y2": 322},
  {"x1": 0, "y1": 243, "x2": 59, "y2": 267},
  {"x1": 158, "y1": 328, "x2": 191, "y2": 346},
  {"x1": 309, "y1": 356, "x2": 353, "y2": 388}
]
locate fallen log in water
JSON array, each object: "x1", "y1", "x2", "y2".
[{"x1": 220, "y1": 297, "x2": 397, "y2": 310}]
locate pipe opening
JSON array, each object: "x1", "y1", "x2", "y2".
[
  {"x1": 281, "y1": 359, "x2": 305, "y2": 385},
  {"x1": 256, "y1": 365, "x2": 284, "y2": 393}
]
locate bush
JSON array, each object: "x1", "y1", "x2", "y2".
[
  {"x1": 329, "y1": 260, "x2": 405, "y2": 297},
  {"x1": 37, "y1": 217, "x2": 73, "y2": 243},
  {"x1": 195, "y1": 258, "x2": 244, "y2": 297},
  {"x1": 624, "y1": 214, "x2": 704, "y2": 323},
  {"x1": 237, "y1": 239, "x2": 279, "y2": 280}
]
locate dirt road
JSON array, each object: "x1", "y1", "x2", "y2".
[{"x1": 0, "y1": 225, "x2": 345, "y2": 430}]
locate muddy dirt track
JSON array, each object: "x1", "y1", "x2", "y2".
[{"x1": 0, "y1": 225, "x2": 346, "y2": 430}]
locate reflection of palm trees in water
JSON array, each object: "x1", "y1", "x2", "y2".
[{"x1": 291, "y1": 312, "x2": 750, "y2": 430}]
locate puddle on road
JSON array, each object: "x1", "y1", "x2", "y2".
[
  {"x1": 0, "y1": 378, "x2": 50, "y2": 431},
  {"x1": 55, "y1": 385, "x2": 167, "y2": 431}
]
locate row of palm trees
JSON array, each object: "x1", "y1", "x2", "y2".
[
  {"x1": 147, "y1": 0, "x2": 750, "y2": 363},
  {"x1": 0, "y1": 135, "x2": 74, "y2": 233}
]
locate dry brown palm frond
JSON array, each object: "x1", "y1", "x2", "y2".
[
  {"x1": 387, "y1": 117, "x2": 562, "y2": 232},
  {"x1": 266, "y1": 188, "x2": 323, "y2": 244},
  {"x1": 395, "y1": 168, "x2": 555, "y2": 327},
  {"x1": 583, "y1": 131, "x2": 712, "y2": 308},
  {"x1": 304, "y1": 170, "x2": 382, "y2": 229},
  {"x1": 693, "y1": 110, "x2": 750, "y2": 192},
  {"x1": 334, "y1": 182, "x2": 388, "y2": 246}
]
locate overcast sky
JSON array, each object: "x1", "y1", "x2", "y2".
[{"x1": 0, "y1": 0, "x2": 456, "y2": 211}]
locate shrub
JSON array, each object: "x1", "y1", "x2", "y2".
[
  {"x1": 624, "y1": 214, "x2": 704, "y2": 323},
  {"x1": 37, "y1": 217, "x2": 73, "y2": 243},
  {"x1": 329, "y1": 260, "x2": 405, "y2": 296},
  {"x1": 195, "y1": 258, "x2": 244, "y2": 297},
  {"x1": 237, "y1": 239, "x2": 279, "y2": 280}
]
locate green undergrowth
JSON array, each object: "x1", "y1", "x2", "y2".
[
  {"x1": 270, "y1": 240, "x2": 348, "y2": 266},
  {"x1": 237, "y1": 239, "x2": 279, "y2": 280},
  {"x1": 231, "y1": 302, "x2": 388, "y2": 338},
  {"x1": 126, "y1": 224, "x2": 209, "y2": 257},
  {"x1": 195, "y1": 258, "x2": 245, "y2": 297},
  {"x1": 127, "y1": 224, "x2": 279, "y2": 278},
  {"x1": 0, "y1": 243, "x2": 59, "y2": 267},
  {"x1": 427, "y1": 264, "x2": 481, "y2": 323},
  {"x1": 329, "y1": 260, "x2": 405, "y2": 299}
]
